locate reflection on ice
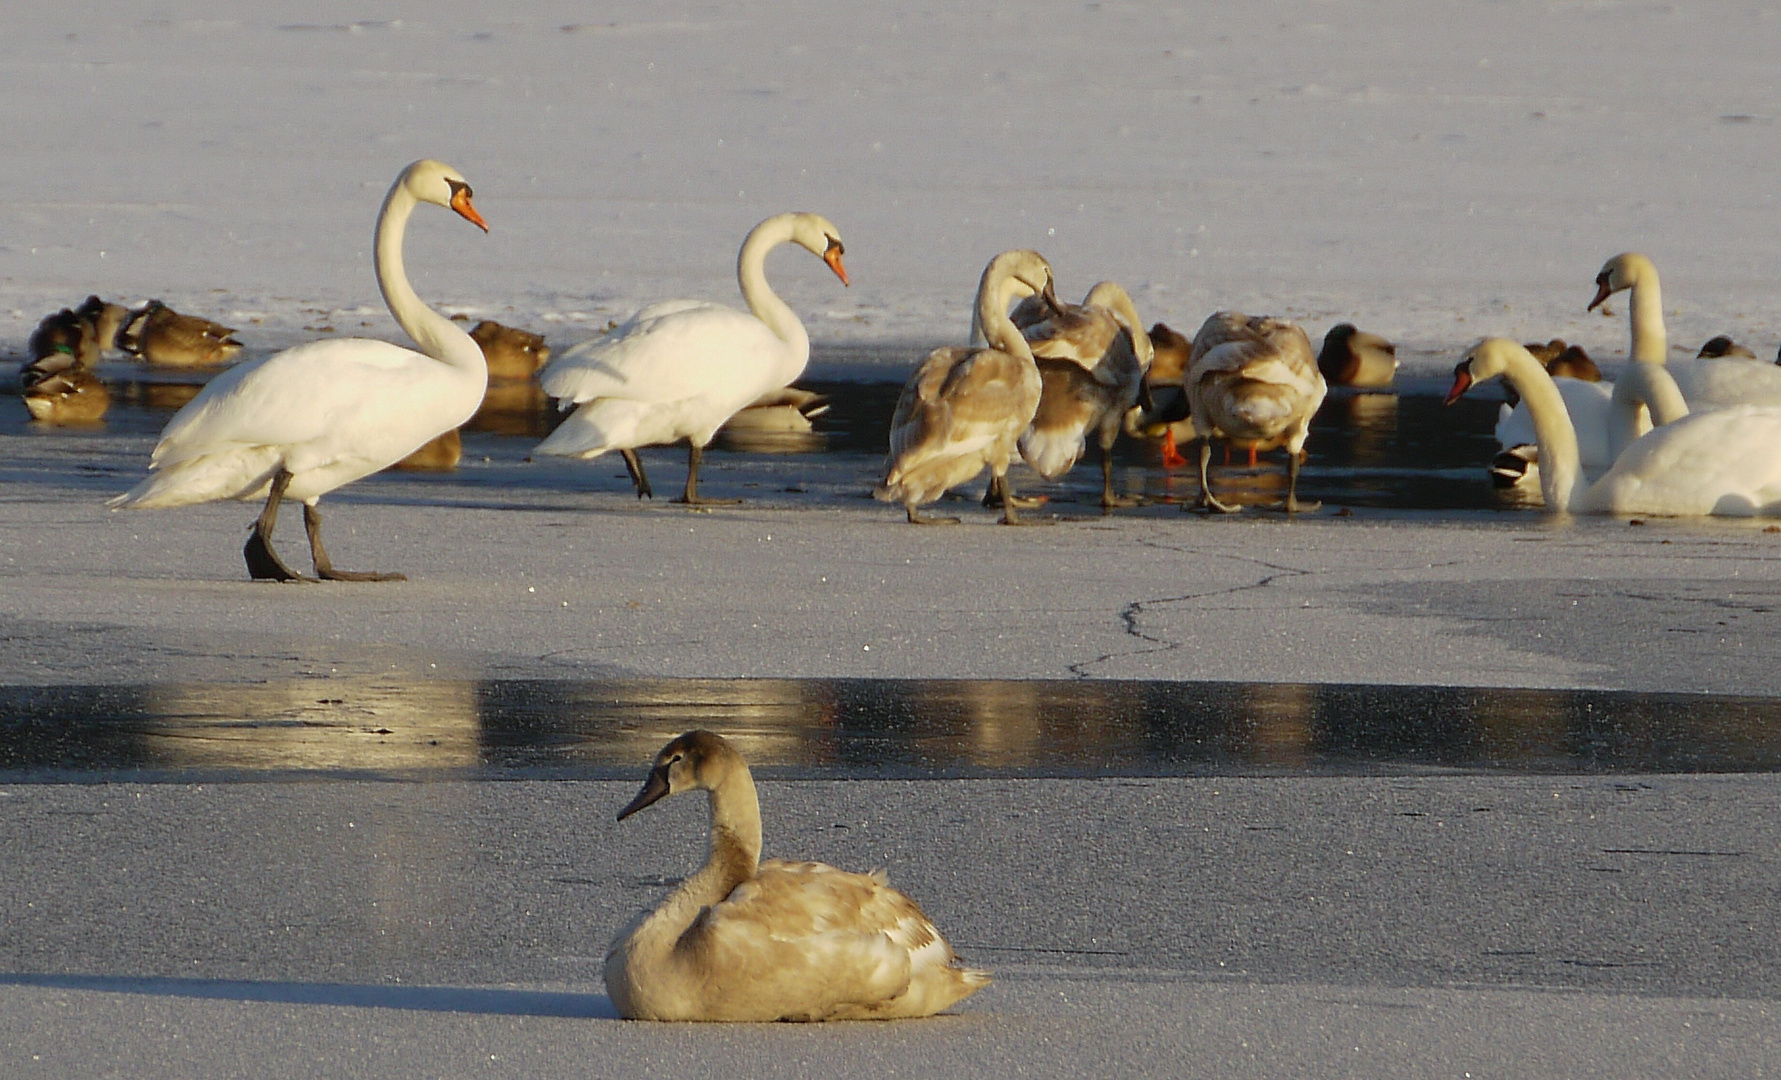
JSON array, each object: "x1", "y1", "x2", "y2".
[{"x1": 4, "y1": 678, "x2": 1781, "y2": 778}]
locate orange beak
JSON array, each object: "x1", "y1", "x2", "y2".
[
  {"x1": 451, "y1": 186, "x2": 489, "y2": 233},
  {"x1": 1444, "y1": 362, "x2": 1474, "y2": 406},
  {"x1": 822, "y1": 236, "x2": 849, "y2": 287}
]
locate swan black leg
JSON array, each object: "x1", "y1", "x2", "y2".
[
  {"x1": 304, "y1": 503, "x2": 406, "y2": 582},
  {"x1": 243, "y1": 468, "x2": 313, "y2": 582},
  {"x1": 1099, "y1": 438, "x2": 1141, "y2": 511},
  {"x1": 620, "y1": 449, "x2": 653, "y2": 499},
  {"x1": 982, "y1": 473, "x2": 1045, "y2": 510},
  {"x1": 674, "y1": 443, "x2": 742, "y2": 506}
]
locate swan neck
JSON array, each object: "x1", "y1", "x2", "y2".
[
  {"x1": 1501, "y1": 349, "x2": 1584, "y2": 511},
  {"x1": 374, "y1": 178, "x2": 479, "y2": 370},
  {"x1": 621, "y1": 766, "x2": 762, "y2": 968},
  {"x1": 977, "y1": 276, "x2": 1037, "y2": 363},
  {"x1": 1627, "y1": 272, "x2": 1667, "y2": 363},
  {"x1": 737, "y1": 217, "x2": 807, "y2": 352},
  {"x1": 1608, "y1": 360, "x2": 1689, "y2": 457}
]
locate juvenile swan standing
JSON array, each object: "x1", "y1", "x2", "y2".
[
  {"x1": 606, "y1": 731, "x2": 990, "y2": 1022},
  {"x1": 109, "y1": 160, "x2": 490, "y2": 581},
  {"x1": 875, "y1": 249, "x2": 1055, "y2": 524},
  {"x1": 534, "y1": 213, "x2": 848, "y2": 504},
  {"x1": 1185, "y1": 311, "x2": 1327, "y2": 513},
  {"x1": 1012, "y1": 281, "x2": 1154, "y2": 510}
]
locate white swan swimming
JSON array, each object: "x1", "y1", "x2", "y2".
[
  {"x1": 1449, "y1": 338, "x2": 1781, "y2": 517},
  {"x1": 1591, "y1": 252, "x2": 1781, "y2": 425},
  {"x1": 534, "y1": 212, "x2": 848, "y2": 504},
  {"x1": 1011, "y1": 280, "x2": 1154, "y2": 510},
  {"x1": 875, "y1": 249, "x2": 1055, "y2": 525},
  {"x1": 605, "y1": 730, "x2": 989, "y2": 1022},
  {"x1": 109, "y1": 159, "x2": 490, "y2": 581},
  {"x1": 1184, "y1": 311, "x2": 1327, "y2": 513}
]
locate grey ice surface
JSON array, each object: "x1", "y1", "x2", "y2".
[
  {"x1": 6, "y1": 399, "x2": 1781, "y2": 1078},
  {"x1": 3, "y1": 777, "x2": 1779, "y2": 1079},
  {"x1": 2, "y1": 403, "x2": 1779, "y2": 693}
]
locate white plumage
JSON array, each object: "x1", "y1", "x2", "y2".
[
  {"x1": 110, "y1": 159, "x2": 490, "y2": 581},
  {"x1": 1452, "y1": 339, "x2": 1781, "y2": 517},
  {"x1": 534, "y1": 213, "x2": 847, "y2": 503}
]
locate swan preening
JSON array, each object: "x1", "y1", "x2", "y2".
[
  {"x1": 605, "y1": 730, "x2": 989, "y2": 1022},
  {"x1": 876, "y1": 249, "x2": 1054, "y2": 524},
  {"x1": 109, "y1": 159, "x2": 491, "y2": 581},
  {"x1": 1012, "y1": 280, "x2": 1154, "y2": 509},
  {"x1": 1185, "y1": 311, "x2": 1327, "y2": 513},
  {"x1": 534, "y1": 212, "x2": 848, "y2": 503},
  {"x1": 1449, "y1": 338, "x2": 1781, "y2": 517}
]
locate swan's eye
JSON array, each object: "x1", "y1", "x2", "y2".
[
  {"x1": 825, "y1": 235, "x2": 844, "y2": 256},
  {"x1": 445, "y1": 178, "x2": 473, "y2": 200}
]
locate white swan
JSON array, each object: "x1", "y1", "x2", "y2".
[
  {"x1": 1591, "y1": 252, "x2": 1781, "y2": 422},
  {"x1": 534, "y1": 212, "x2": 848, "y2": 504},
  {"x1": 1185, "y1": 311, "x2": 1327, "y2": 513},
  {"x1": 875, "y1": 249, "x2": 1054, "y2": 525},
  {"x1": 1011, "y1": 280, "x2": 1154, "y2": 509},
  {"x1": 109, "y1": 160, "x2": 490, "y2": 581},
  {"x1": 606, "y1": 730, "x2": 990, "y2": 1022},
  {"x1": 1449, "y1": 339, "x2": 1781, "y2": 516}
]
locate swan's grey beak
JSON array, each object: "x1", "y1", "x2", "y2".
[
  {"x1": 1443, "y1": 362, "x2": 1474, "y2": 407},
  {"x1": 1040, "y1": 273, "x2": 1062, "y2": 314},
  {"x1": 823, "y1": 237, "x2": 849, "y2": 287},
  {"x1": 617, "y1": 765, "x2": 671, "y2": 821},
  {"x1": 1587, "y1": 271, "x2": 1612, "y2": 312}
]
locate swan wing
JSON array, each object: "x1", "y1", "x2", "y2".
[
  {"x1": 148, "y1": 338, "x2": 462, "y2": 468},
  {"x1": 1021, "y1": 304, "x2": 1121, "y2": 377},
  {"x1": 540, "y1": 302, "x2": 794, "y2": 407},
  {"x1": 1668, "y1": 357, "x2": 1781, "y2": 410},
  {"x1": 677, "y1": 859, "x2": 976, "y2": 1021},
  {"x1": 1589, "y1": 405, "x2": 1781, "y2": 516}
]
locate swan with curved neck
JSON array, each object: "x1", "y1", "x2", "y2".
[
  {"x1": 1590, "y1": 253, "x2": 1781, "y2": 431},
  {"x1": 1448, "y1": 338, "x2": 1781, "y2": 516},
  {"x1": 534, "y1": 212, "x2": 848, "y2": 504},
  {"x1": 110, "y1": 159, "x2": 489, "y2": 581},
  {"x1": 605, "y1": 731, "x2": 990, "y2": 1022},
  {"x1": 875, "y1": 249, "x2": 1055, "y2": 525},
  {"x1": 1011, "y1": 279, "x2": 1155, "y2": 510}
]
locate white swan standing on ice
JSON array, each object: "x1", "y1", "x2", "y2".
[
  {"x1": 605, "y1": 730, "x2": 990, "y2": 1021},
  {"x1": 533, "y1": 212, "x2": 848, "y2": 504},
  {"x1": 1448, "y1": 339, "x2": 1781, "y2": 517},
  {"x1": 109, "y1": 159, "x2": 490, "y2": 582}
]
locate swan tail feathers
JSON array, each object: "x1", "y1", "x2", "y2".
[{"x1": 109, "y1": 451, "x2": 283, "y2": 509}]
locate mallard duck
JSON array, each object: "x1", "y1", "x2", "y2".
[
  {"x1": 28, "y1": 296, "x2": 126, "y2": 368},
  {"x1": 606, "y1": 730, "x2": 989, "y2": 1022},
  {"x1": 1127, "y1": 320, "x2": 1193, "y2": 467},
  {"x1": 1697, "y1": 335, "x2": 1757, "y2": 360},
  {"x1": 1546, "y1": 344, "x2": 1600, "y2": 381},
  {"x1": 721, "y1": 386, "x2": 830, "y2": 433},
  {"x1": 22, "y1": 366, "x2": 110, "y2": 424},
  {"x1": 390, "y1": 428, "x2": 462, "y2": 471},
  {"x1": 469, "y1": 319, "x2": 550, "y2": 379},
  {"x1": 1317, "y1": 322, "x2": 1397, "y2": 387},
  {"x1": 119, "y1": 300, "x2": 244, "y2": 367}
]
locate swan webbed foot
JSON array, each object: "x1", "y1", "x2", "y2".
[
  {"x1": 620, "y1": 449, "x2": 654, "y2": 499},
  {"x1": 243, "y1": 466, "x2": 315, "y2": 581},
  {"x1": 983, "y1": 474, "x2": 1045, "y2": 510},
  {"x1": 304, "y1": 503, "x2": 406, "y2": 583},
  {"x1": 1276, "y1": 497, "x2": 1322, "y2": 514},
  {"x1": 1101, "y1": 493, "x2": 1145, "y2": 512},
  {"x1": 243, "y1": 528, "x2": 313, "y2": 582},
  {"x1": 907, "y1": 507, "x2": 960, "y2": 525}
]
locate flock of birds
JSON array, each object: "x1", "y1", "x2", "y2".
[{"x1": 14, "y1": 158, "x2": 1781, "y2": 584}]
